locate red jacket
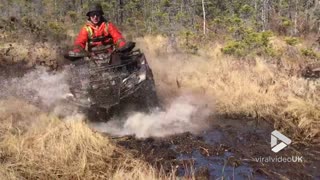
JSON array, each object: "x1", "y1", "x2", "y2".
[{"x1": 74, "y1": 20, "x2": 125, "y2": 51}]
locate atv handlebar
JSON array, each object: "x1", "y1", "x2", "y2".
[
  {"x1": 64, "y1": 41, "x2": 136, "y2": 61},
  {"x1": 116, "y1": 42, "x2": 135, "y2": 53}
]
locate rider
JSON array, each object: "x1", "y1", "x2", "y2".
[{"x1": 72, "y1": 3, "x2": 126, "y2": 54}]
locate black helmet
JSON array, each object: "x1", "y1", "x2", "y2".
[{"x1": 86, "y1": 3, "x2": 104, "y2": 16}]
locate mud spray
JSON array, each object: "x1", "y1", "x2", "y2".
[
  {"x1": 0, "y1": 66, "x2": 77, "y2": 123},
  {"x1": 89, "y1": 95, "x2": 213, "y2": 138},
  {"x1": 0, "y1": 67, "x2": 70, "y2": 107}
]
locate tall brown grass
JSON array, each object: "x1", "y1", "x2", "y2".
[
  {"x1": 0, "y1": 98, "x2": 172, "y2": 179},
  {"x1": 137, "y1": 35, "x2": 320, "y2": 141}
]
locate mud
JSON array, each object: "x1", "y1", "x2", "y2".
[{"x1": 113, "y1": 117, "x2": 320, "y2": 179}]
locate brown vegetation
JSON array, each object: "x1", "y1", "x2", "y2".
[{"x1": 0, "y1": 98, "x2": 173, "y2": 179}]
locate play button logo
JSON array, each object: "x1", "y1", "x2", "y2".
[{"x1": 271, "y1": 130, "x2": 292, "y2": 153}]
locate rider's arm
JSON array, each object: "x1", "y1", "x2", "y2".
[
  {"x1": 107, "y1": 22, "x2": 126, "y2": 48},
  {"x1": 74, "y1": 27, "x2": 89, "y2": 51}
]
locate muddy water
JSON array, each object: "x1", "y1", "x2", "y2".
[
  {"x1": 167, "y1": 119, "x2": 271, "y2": 179},
  {"x1": 114, "y1": 118, "x2": 319, "y2": 179},
  {"x1": 177, "y1": 150, "x2": 260, "y2": 179}
]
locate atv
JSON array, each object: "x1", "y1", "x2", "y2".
[{"x1": 64, "y1": 42, "x2": 159, "y2": 121}]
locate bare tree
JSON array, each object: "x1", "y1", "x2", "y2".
[
  {"x1": 202, "y1": 0, "x2": 206, "y2": 35},
  {"x1": 293, "y1": 0, "x2": 299, "y2": 35},
  {"x1": 261, "y1": 0, "x2": 269, "y2": 31},
  {"x1": 119, "y1": 0, "x2": 124, "y2": 25}
]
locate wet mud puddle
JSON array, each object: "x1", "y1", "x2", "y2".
[
  {"x1": 97, "y1": 118, "x2": 319, "y2": 179},
  {"x1": 171, "y1": 119, "x2": 271, "y2": 179},
  {"x1": 175, "y1": 131, "x2": 264, "y2": 179}
]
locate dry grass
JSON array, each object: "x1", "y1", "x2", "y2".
[
  {"x1": 0, "y1": 98, "x2": 172, "y2": 179},
  {"x1": 137, "y1": 35, "x2": 320, "y2": 141},
  {"x1": 0, "y1": 41, "x2": 61, "y2": 67}
]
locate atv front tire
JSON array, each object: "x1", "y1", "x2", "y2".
[{"x1": 137, "y1": 79, "x2": 160, "y2": 112}]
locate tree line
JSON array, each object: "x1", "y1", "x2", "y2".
[{"x1": 0, "y1": 0, "x2": 319, "y2": 37}]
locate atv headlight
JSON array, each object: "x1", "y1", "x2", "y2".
[
  {"x1": 122, "y1": 75, "x2": 137, "y2": 90},
  {"x1": 122, "y1": 64, "x2": 147, "y2": 89},
  {"x1": 138, "y1": 65, "x2": 147, "y2": 83},
  {"x1": 140, "y1": 58, "x2": 146, "y2": 65}
]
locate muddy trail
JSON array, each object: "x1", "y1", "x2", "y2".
[{"x1": 0, "y1": 60, "x2": 319, "y2": 180}]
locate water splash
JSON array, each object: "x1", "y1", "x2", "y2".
[
  {"x1": 90, "y1": 95, "x2": 213, "y2": 138},
  {"x1": 0, "y1": 66, "x2": 70, "y2": 108}
]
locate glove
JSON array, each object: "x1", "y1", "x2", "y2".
[
  {"x1": 117, "y1": 41, "x2": 135, "y2": 53},
  {"x1": 118, "y1": 41, "x2": 126, "y2": 48}
]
